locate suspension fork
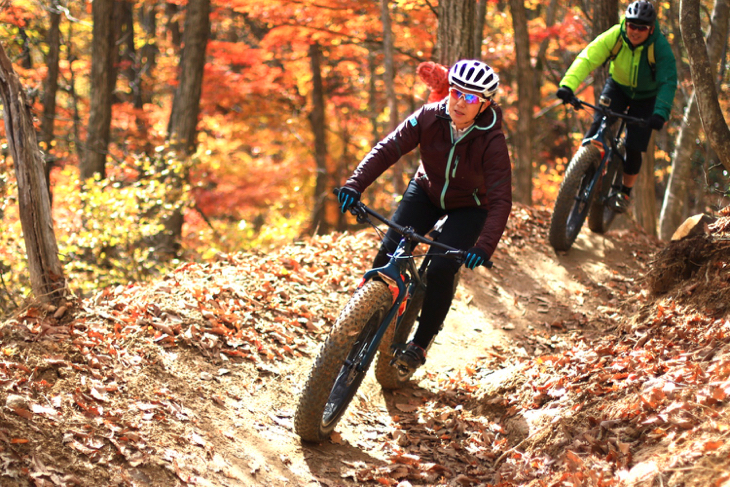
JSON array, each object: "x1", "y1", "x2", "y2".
[
  {"x1": 355, "y1": 240, "x2": 413, "y2": 372},
  {"x1": 580, "y1": 120, "x2": 612, "y2": 203},
  {"x1": 592, "y1": 118, "x2": 626, "y2": 202}
]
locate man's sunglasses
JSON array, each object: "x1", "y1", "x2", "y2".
[
  {"x1": 627, "y1": 22, "x2": 650, "y2": 32},
  {"x1": 449, "y1": 88, "x2": 488, "y2": 105}
]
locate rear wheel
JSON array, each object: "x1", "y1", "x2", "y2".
[
  {"x1": 549, "y1": 144, "x2": 601, "y2": 251},
  {"x1": 294, "y1": 280, "x2": 392, "y2": 442},
  {"x1": 588, "y1": 155, "x2": 623, "y2": 234}
]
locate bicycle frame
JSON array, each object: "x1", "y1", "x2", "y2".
[{"x1": 575, "y1": 106, "x2": 627, "y2": 210}]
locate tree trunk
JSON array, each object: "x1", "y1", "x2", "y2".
[
  {"x1": 592, "y1": 0, "x2": 619, "y2": 100},
  {"x1": 474, "y1": 0, "x2": 487, "y2": 57},
  {"x1": 509, "y1": 0, "x2": 535, "y2": 205},
  {"x1": 135, "y1": 3, "x2": 158, "y2": 155},
  {"x1": 166, "y1": 3, "x2": 182, "y2": 48},
  {"x1": 40, "y1": 1, "x2": 62, "y2": 202},
  {"x1": 660, "y1": 0, "x2": 729, "y2": 239},
  {"x1": 436, "y1": 1, "x2": 477, "y2": 65},
  {"x1": 633, "y1": 132, "x2": 657, "y2": 237},
  {"x1": 18, "y1": 29, "x2": 32, "y2": 69},
  {"x1": 367, "y1": 45, "x2": 380, "y2": 149},
  {"x1": 680, "y1": 0, "x2": 730, "y2": 171},
  {"x1": 307, "y1": 42, "x2": 330, "y2": 235},
  {"x1": 67, "y1": 21, "x2": 83, "y2": 164},
  {"x1": 81, "y1": 0, "x2": 119, "y2": 181},
  {"x1": 163, "y1": 0, "x2": 210, "y2": 254},
  {"x1": 381, "y1": 0, "x2": 403, "y2": 196},
  {"x1": 533, "y1": 0, "x2": 558, "y2": 90},
  {"x1": 118, "y1": 0, "x2": 136, "y2": 102},
  {"x1": 139, "y1": 3, "x2": 158, "y2": 107},
  {"x1": 0, "y1": 44, "x2": 69, "y2": 305},
  {"x1": 168, "y1": 0, "x2": 209, "y2": 156},
  {"x1": 336, "y1": 121, "x2": 351, "y2": 232}
]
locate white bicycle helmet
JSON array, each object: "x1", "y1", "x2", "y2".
[{"x1": 448, "y1": 60, "x2": 499, "y2": 98}]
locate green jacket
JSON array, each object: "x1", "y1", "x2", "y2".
[{"x1": 560, "y1": 19, "x2": 677, "y2": 121}]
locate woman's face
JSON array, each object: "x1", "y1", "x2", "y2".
[{"x1": 447, "y1": 87, "x2": 490, "y2": 130}]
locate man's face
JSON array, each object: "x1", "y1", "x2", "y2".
[{"x1": 626, "y1": 22, "x2": 653, "y2": 45}]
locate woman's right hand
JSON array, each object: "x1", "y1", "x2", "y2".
[{"x1": 337, "y1": 187, "x2": 361, "y2": 213}]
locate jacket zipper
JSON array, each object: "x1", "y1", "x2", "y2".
[
  {"x1": 472, "y1": 189, "x2": 481, "y2": 205},
  {"x1": 441, "y1": 150, "x2": 457, "y2": 209},
  {"x1": 451, "y1": 157, "x2": 460, "y2": 178}
]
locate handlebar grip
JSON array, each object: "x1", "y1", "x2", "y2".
[{"x1": 447, "y1": 250, "x2": 494, "y2": 269}]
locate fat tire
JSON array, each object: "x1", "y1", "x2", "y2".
[
  {"x1": 549, "y1": 145, "x2": 601, "y2": 251},
  {"x1": 588, "y1": 155, "x2": 624, "y2": 234},
  {"x1": 374, "y1": 282, "x2": 426, "y2": 389},
  {"x1": 294, "y1": 280, "x2": 392, "y2": 442}
]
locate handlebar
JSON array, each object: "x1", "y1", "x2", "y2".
[
  {"x1": 568, "y1": 96, "x2": 649, "y2": 127},
  {"x1": 333, "y1": 188, "x2": 493, "y2": 269}
]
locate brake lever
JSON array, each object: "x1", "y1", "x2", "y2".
[
  {"x1": 349, "y1": 202, "x2": 369, "y2": 223},
  {"x1": 570, "y1": 97, "x2": 583, "y2": 110},
  {"x1": 445, "y1": 250, "x2": 495, "y2": 269}
]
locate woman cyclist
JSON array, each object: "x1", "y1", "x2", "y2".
[{"x1": 337, "y1": 59, "x2": 512, "y2": 372}]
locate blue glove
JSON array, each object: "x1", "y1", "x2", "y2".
[
  {"x1": 337, "y1": 187, "x2": 360, "y2": 213},
  {"x1": 649, "y1": 114, "x2": 665, "y2": 131},
  {"x1": 464, "y1": 247, "x2": 489, "y2": 270},
  {"x1": 556, "y1": 86, "x2": 574, "y2": 104}
]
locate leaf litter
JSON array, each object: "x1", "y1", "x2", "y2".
[{"x1": 0, "y1": 205, "x2": 729, "y2": 486}]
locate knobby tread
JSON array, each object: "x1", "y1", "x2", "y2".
[
  {"x1": 294, "y1": 280, "x2": 392, "y2": 442},
  {"x1": 549, "y1": 145, "x2": 601, "y2": 251}
]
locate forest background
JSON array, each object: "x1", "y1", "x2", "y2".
[{"x1": 0, "y1": 0, "x2": 728, "y2": 314}]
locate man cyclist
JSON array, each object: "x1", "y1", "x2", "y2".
[
  {"x1": 337, "y1": 60, "x2": 512, "y2": 372},
  {"x1": 556, "y1": 0, "x2": 677, "y2": 213}
]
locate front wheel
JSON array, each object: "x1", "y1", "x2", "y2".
[
  {"x1": 294, "y1": 280, "x2": 392, "y2": 442},
  {"x1": 588, "y1": 154, "x2": 624, "y2": 234},
  {"x1": 549, "y1": 144, "x2": 601, "y2": 251}
]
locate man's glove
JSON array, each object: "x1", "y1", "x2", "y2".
[
  {"x1": 556, "y1": 86, "x2": 574, "y2": 104},
  {"x1": 649, "y1": 114, "x2": 665, "y2": 131},
  {"x1": 464, "y1": 247, "x2": 489, "y2": 270},
  {"x1": 337, "y1": 187, "x2": 360, "y2": 213}
]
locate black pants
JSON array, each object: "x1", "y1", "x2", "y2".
[
  {"x1": 585, "y1": 77, "x2": 656, "y2": 176},
  {"x1": 372, "y1": 180, "x2": 488, "y2": 349}
]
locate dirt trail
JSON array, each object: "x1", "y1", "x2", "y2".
[
  {"x1": 0, "y1": 206, "x2": 666, "y2": 487},
  {"x1": 269, "y1": 209, "x2": 660, "y2": 486}
]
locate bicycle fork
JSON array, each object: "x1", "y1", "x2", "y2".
[{"x1": 350, "y1": 254, "x2": 412, "y2": 374}]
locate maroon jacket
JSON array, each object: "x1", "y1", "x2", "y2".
[{"x1": 345, "y1": 99, "x2": 512, "y2": 258}]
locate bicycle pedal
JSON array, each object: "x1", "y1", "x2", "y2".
[{"x1": 389, "y1": 350, "x2": 403, "y2": 367}]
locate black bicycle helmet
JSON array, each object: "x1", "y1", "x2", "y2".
[{"x1": 626, "y1": 1, "x2": 656, "y2": 25}]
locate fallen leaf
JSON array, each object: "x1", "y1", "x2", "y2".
[
  {"x1": 191, "y1": 432, "x2": 206, "y2": 446},
  {"x1": 395, "y1": 403, "x2": 418, "y2": 413}
]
